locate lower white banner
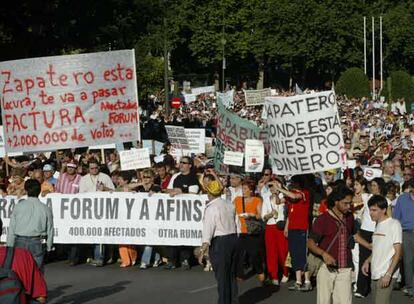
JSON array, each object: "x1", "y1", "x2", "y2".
[{"x1": 0, "y1": 193, "x2": 208, "y2": 246}]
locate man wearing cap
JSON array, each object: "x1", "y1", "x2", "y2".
[
  {"x1": 56, "y1": 161, "x2": 82, "y2": 266},
  {"x1": 198, "y1": 180, "x2": 238, "y2": 304},
  {"x1": 43, "y1": 164, "x2": 57, "y2": 187}
]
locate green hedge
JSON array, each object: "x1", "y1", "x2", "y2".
[
  {"x1": 336, "y1": 68, "x2": 370, "y2": 98},
  {"x1": 385, "y1": 71, "x2": 414, "y2": 110}
]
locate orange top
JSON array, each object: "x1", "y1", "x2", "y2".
[{"x1": 234, "y1": 196, "x2": 262, "y2": 234}]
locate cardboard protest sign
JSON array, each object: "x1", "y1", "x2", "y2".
[
  {"x1": 244, "y1": 88, "x2": 271, "y2": 106},
  {"x1": 0, "y1": 50, "x2": 139, "y2": 153},
  {"x1": 363, "y1": 167, "x2": 383, "y2": 181},
  {"x1": 185, "y1": 129, "x2": 205, "y2": 154},
  {"x1": 217, "y1": 90, "x2": 234, "y2": 108},
  {"x1": 245, "y1": 139, "x2": 264, "y2": 172},
  {"x1": 214, "y1": 100, "x2": 267, "y2": 172},
  {"x1": 142, "y1": 140, "x2": 164, "y2": 155},
  {"x1": 89, "y1": 144, "x2": 116, "y2": 150},
  {"x1": 165, "y1": 125, "x2": 190, "y2": 150},
  {"x1": 119, "y1": 148, "x2": 151, "y2": 170},
  {"x1": 191, "y1": 85, "x2": 215, "y2": 96},
  {"x1": 265, "y1": 91, "x2": 346, "y2": 175},
  {"x1": 223, "y1": 151, "x2": 244, "y2": 166},
  {"x1": 183, "y1": 94, "x2": 197, "y2": 103}
]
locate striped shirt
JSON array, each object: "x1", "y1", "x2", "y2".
[{"x1": 55, "y1": 173, "x2": 81, "y2": 194}]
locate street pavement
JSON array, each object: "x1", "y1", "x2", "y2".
[{"x1": 45, "y1": 261, "x2": 412, "y2": 304}]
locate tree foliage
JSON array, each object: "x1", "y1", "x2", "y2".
[
  {"x1": 336, "y1": 68, "x2": 370, "y2": 98},
  {"x1": 0, "y1": 1, "x2": 414, "y2": 90},
  {"x1": 387, "y1": 70, "x2": 414, "y2": 107}
]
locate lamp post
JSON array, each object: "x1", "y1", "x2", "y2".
[{"x1": 221, "y1": 36, "x2": 226, "y2": 92}]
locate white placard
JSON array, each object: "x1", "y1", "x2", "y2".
[
  {"x1": 165, "y1": 125, "x2": 190, "y2": 150},
  {"x1": 142, "y1": 140, "x2": 164, "y2": 155},
  {"x1": 0, "y1": 193, "x2": 207, "y2": 246},
  {"x1": 89, "y1": 144, "x2": 117, "y2": 150},
  {"x1": 185, "y1": 129, "x2": 205, "y2": 154},
  {"x1": 244, "y1": 88, "x2": 271, "y2": 106},
  {"x1": 244, "y1": 139, "x2": 265, "y2": 172},
  {"x1": 223, "y1": 151, "x2": 244, "y2": 166},
  {"x1": 119, "y1": 148, "x2": 151, "y2": 170},
  {"x1": 183, "y1": 94, "x2": 197, "y2": 103},
  {"x1": 0, "y1": 50, "x2": 140, "y2": 153},
  {"x1": 363, "y1": 167, "x2": 383, "y2": 181},
  {"x1": 265, "y1": 91, "x2": 346, "y2": 175},
  {"x1": 191, "y1": 85, "x2": 215, "y2": 96},
  {"x1": 217, "y1": 90, "x2": 234, "y2": 108}
]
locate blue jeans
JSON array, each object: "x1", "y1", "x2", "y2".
[
  {"x1": 94, "y1": 244, "x2": 105, "y2": 263},
  {"x1": 141, "y1": 246, "x2": 160, "y2": 265},
  {"x1": 14, "y1": 236, "x2": 45, "y2": 272}
]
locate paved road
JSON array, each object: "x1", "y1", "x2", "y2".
[{"x1": 45, "y1": 262, "x2": 412, "y2": 304}]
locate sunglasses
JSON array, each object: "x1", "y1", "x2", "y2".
[
  {"x1": 264, "y1": 173, "x2": 271, "y2": 176},
  {"x1": 143, "y1": 176, "x2": 152, "y2": 178},
  {"x1": 180, "y1": 162, "x2": 190, "y2": 165}
]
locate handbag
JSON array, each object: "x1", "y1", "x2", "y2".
[
  {"x1": 242, "y1": 197, "x2": 265, "y2": 235},
  {"x1": 307, "y1": 221, "x2": 342, "y2": 276}
]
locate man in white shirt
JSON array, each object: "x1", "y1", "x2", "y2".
[
  {"x1": 79, "y1": 160, "x2": 115, "y2": 266},
  {"x1": 198, "y1": 180, "x2": 238, "y2": 304},
  {"x1": 226, "y1": 173, "x2": 243, "y2": 203},
  {"x1": 362, "y1": 195, "x2": 402, "y2": 304}
]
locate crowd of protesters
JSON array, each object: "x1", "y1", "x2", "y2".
[{"x1": 2, "y1": 87, "x2": 414, "y2": 304}]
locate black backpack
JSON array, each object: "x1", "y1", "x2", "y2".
[{"x1": 0, "y1": 247, "x2": 24, "y2": 304}]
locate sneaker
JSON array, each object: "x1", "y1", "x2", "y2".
[
  {"x1": 89, "y1": 259, "x2": 104, "y2": 267},
  {"x1": 354, "y1": 292, "x2": 365, "y2": 298},
  {"x1": 288, "y1": 282, "x2": 302, "y2": 291},
  {"x1": 299, "y1": 281, "x2": 312, "y2": 292},
  {"x1": 153, "y1": 260, "x2": 162, "y2": 268},
  {"x1": 271, "y1": 279, "x2": 280, "y2": 286},
  {"x1": 281, "y1": 275, "x2": 289, "y2": 283},
  {"x1": 181, "y1": 259, "x2": 191, "y2": 270},
  {"x1": 163, "y1": 262, "x2": 176, "y2": 270},
  {"x1": 204, "y1": 261, "x2": 213, "y2": 272}
]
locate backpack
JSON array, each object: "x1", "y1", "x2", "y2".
[{"x1": 0, "y1": 247, "x2": 24, "y2": 304}]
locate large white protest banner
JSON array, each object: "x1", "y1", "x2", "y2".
[
  {"x1": 223, "y1": 151, "x2": 244, "y2": 166},
  {"x1": 245, "y1": 139, "x2": 265, "y2": 172},
  {"x1": 217, "y1": 90, "x2": 234, "y2": 108},
  {"x1": 0, "y1": 50, "x2": 140, "y2": 153},
  {"x1": 244, "y1": 88, "x2": 271, "y2": 106},
  {"x1": 119, "y1": 148, "x2": 151, "y2": 170},
  {"x1": 191, "y1": 85, "x2": 215, "y2": 96},
  {"x1": 185, "y1": 129, "x2": 205, "y2": 154},
  {"x1": 0, "y1": 193, "x2": 207, "y2": 246},
  {"x1": 265, "y1": 91, "x2": 346, "y2": 175}
]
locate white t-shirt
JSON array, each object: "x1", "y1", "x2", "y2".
[
  {"x1": 371, "y1": 217, "x2": 402, "y2": 280},
  {"x1": 79, "y1": 173, "x2": 115, "y2": 193},
  {"x1": 360, "y1": 194, "x2": 391, "y2": 232}
]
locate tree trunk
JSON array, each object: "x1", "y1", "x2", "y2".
[{"x1": 257, "y1": 63, "x2": 264, "y2": 90}]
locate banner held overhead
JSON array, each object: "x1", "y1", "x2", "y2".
[
  {"x1": 265, "y1": 90, "x2": 345, "y2": 175},
  {"x1": 0, "y1": 50, "x2": 140, "y2": 153}
]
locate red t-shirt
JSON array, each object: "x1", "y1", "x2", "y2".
[
  {"x1": 287, "y1": 189, "x2": 310, "y2": 230},
  {"x1": 0, "y1": 247, "x2": 47, "y2": 303}
]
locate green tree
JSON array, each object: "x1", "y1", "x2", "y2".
[
  {"x1": 386, "y1": 70, "x2": 414, "y2": 109},
  {"x1": 336, "y1": 67, "x2": 370, "y2": 98}
]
